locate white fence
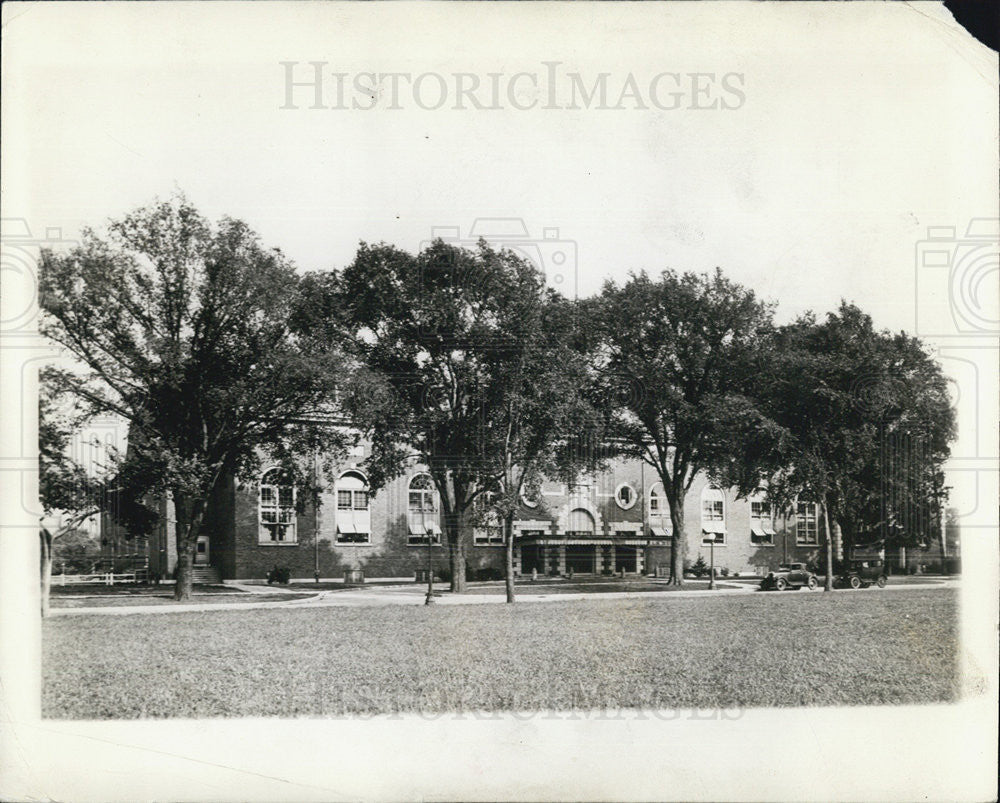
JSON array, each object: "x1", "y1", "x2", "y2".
[{"x1": 55, "y1": 570, "x2": 147, "y2": 586}]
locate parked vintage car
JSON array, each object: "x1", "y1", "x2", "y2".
[
  {"x1": 760, "y1": 563, "x2": 818, "y2": 591},
  {"x1": 834, "y1": 559, "x2": 888, "y2": 589}
]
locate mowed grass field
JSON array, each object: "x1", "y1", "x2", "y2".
[{"x1": 43, "y1": 588, "x2": 958, "y2": 718}]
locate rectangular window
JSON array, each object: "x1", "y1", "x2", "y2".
[
  {"x1": 474, "y1": 527, "x2": 504, "y2": 546},
  {"x1": 337, "y1": 490, "x2": 352, "y2": 510},
  {"x1": 260, "y1": 480, "x2": 297, "y2": 544},
  {"x1": 336, "y1": 529, "x2": 370, "y2": 544},
  {"x1": 353, "y1": 491, "x2": 369, "y2": 510},
  {"x1": 409, "y1": 491, "x2": 434, "y2": 513},
  {"x1": 750, "y1": 500, "x2": 774, "y2": 545},
  {"x1": 703, "y1": 500, "x2": 724, "y2": 521},
  {"x1": 796, "y1": 503, "x2": 818, "y2": 545},
  {"x1": 701, "y1": 530, "x2": 725, "y2": 546}
]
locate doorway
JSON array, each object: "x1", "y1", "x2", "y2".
[
  {"x1": 194, "y1": 535, "x2": 210, "y2": 565},
  {"x1": 614, "y1": 546, "x2": 637, "y2": 573}
]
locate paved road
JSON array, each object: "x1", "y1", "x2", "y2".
[{"x1": 47, "y1": 576, "x2": 959, "y2": 617}]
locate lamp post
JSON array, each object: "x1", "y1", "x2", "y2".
[
  {"x1": 424, "y1": 493, "x2": 434, "y2": 606},
  {"x1": 312, "y1": 448, "x2": 320, "y2": 584},
  {"x1": 708, "y1": 537, "x2": 716, "y2": 590}
]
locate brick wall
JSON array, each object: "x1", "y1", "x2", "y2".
[{"x1": 221, "y1": 445, "x2": 829, "y2": 580}]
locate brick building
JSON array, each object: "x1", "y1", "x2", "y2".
[{"x1": 145, "y1": 441, "x2": 828, "y2": 582}]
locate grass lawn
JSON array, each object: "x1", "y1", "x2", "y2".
[
  {"x1": 42, "y1": 588, "x2": 958, "y2": 718},
  {"x1": 49, "y1": 583, "x2": 237, "y2": 596},
  {"x1": 49, "y1": 592, "x2": 318, "y2": 608}
]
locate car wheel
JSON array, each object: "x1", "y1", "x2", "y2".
[
  {"x1": 849, "y1": 575, "x2": 862, "y2": 589},
  {"x1": 775, "y1": 577, "x2": 787, "y2": 591},
  {"x1": 876, "y1": 575, "x2": 887, "y2": 588},
  {"x1": 807, "y1": 576, "x2": 817, "y2": 590}
]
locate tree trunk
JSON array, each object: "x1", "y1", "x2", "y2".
[
  {"x1": 40, "y1": 527, "x2": 53, "y2": 618},
  {"x1": 172, "y1": 492, "x2": 204, "y2": 602},
  {"x1": 448, "y1": 531, "x2": 466, "y2": 593},
  {"x1": 821, "y1": 499, "x2": 834, "y2": 592},
  {"x1": 667, "y1": 496, "x2": 685, "y2": 587},
  {"x1": 504, "y1": 511, "x2": 516, "y2": 604},
  {"x1": 939, "y1": 516, "x2": 949, "y2": 576},
  {"x1": 443, "y1": 506, "x2": 467, "y2": 594}
]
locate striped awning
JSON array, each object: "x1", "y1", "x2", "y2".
[{"x1": 522, "y1": 538, "x2": 662, "y2": 547}]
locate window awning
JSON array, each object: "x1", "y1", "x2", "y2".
[
  {"x1": 408, "y1": 523, "x2": 426, "y2": 535},
  {"x1": 426, "y1": 522, "x2": 442, "y2": 535},
  {"x1": 649, "y1": 526, "x2": 671, "y2": 537},
  {"x1": 702, "y1": 521, "x2": 726, "y2": 534},
  {"x1": 338, "y1": 521, "x2": 357, "y2": 534},
  {"x1": 752, "y1": 523, "x2": 776, "y2": 536}
]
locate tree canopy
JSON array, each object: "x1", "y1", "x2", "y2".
[
  {"x1": 39, "y1": 196, "x2": 347, "y2": 600},
  {"x1": 587, "y1": 268, "x2": 782, "y2": 584},
  {"x1": 298, "y1": 239, "x2": 603, "y2": 593},
  {"x1": 763, "y1": 303, "x2": 955, "y2": 585}
]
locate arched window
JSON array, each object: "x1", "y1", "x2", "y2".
[
  {"x1": 259, "y1": 468, "x2": 296, "y2": 544},
  {"x1": 649, "y1": 482, "x2": 665, "y2": 516},
  {"x1": 565, "y1": 508, "x2": 596, "y2": 536},
  {"x1": 648, "y1": 482, "x2": 672, "y2": 538},
  {"x1": 700, "y1": 486, "x2": 726, "y2": 545},
  {"x1": 749, "y1": 491, "x2": 775, "y2": 545},
  {"x1": 408, "y1": 473, "x2": 441, "y2": 545},
  {"x1": 336, "y1": 470, "x2": 371, "y2": 544}
]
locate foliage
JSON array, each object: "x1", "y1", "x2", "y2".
[
  {"x1": 688, "y1": 554, "x2": 709, "y2": 577},
  {"x1": 298, "y1": 238, "x2": 601, "y2": 593},
  {"x1": 49, "y1": 528, "x2": 101, "y2": 574},
  {"x1": 266, "y1": 566, "x2": 291, "y2": 585},
  {"x1": 589, "y1": 268, "x2": 782, "y2": 584},
  {"x1": 762, "y1": 303, "x2": 955, "y2": 576},
  {"x1": 39, "y1": 194, "x2": 347, "y2": 600},
  {"x1": 39, "y1": 366, "x2": 95, "y2": 518}
]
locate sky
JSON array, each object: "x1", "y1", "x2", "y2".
[{"x1": 2, "y1": 2, "x2": 997, "y2": 521}]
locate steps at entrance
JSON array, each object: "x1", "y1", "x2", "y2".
[{"x1": 191, "y1": 566, "x2": 221, "y2": 584}]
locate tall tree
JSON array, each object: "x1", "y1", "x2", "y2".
[
  {"x1": 305, "y1": 239, "x2": 589, "y2": 593},
  {"x1": 763, "y1": 303, "x2": 955, "y2": 589},
  {"x1": 473, "y1": 293, "x2": 607, "y2": 603},
  {"x1": 589, "y1": 269, "x2": 781, "y2": 586},
  {"x1": 39, "y1": 195, "x2": 346, "y2": 601}
]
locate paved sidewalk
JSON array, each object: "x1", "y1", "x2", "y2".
[{"x1": 47, "y1": 576, "x2": 958, "y2": 617}]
